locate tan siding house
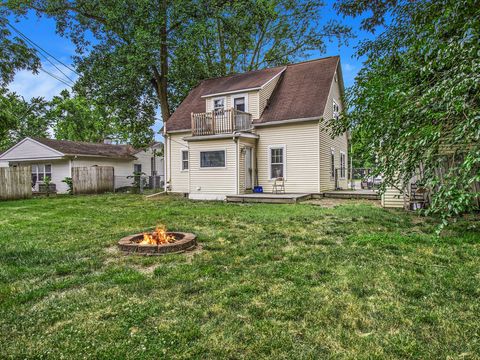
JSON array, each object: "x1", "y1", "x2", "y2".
[{"x1": 165, "y1": 56, "x2": 349, "y2": 200}]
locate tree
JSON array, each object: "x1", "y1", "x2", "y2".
[
  {"x1": 3, "y1": 0, "x2": 352, "y2": 134},
  {"x1": 47, "y1": 89, "x2": 137, "y2": 144},
  {"x1": 333, "y1": 0, "x2": 480, "y2": 226},
  {"x1": 0, "y1": 89, "x2": 50, "y2": 151}
]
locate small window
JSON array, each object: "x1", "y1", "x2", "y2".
[
  {"x1": 134, "y1": 164, "x2": 142, "y2": 174},
  {"x1": 200, "y1": 150, "x2": 225, "y2": 168},
  {"x1": 181, "y1": 150, "x2": 189, "y2": 171},
  {"x1": 31, "y1": 164, "x2": 52, "y2": 183},
  {"x1": 213, "y1": 98, "x2": 225, "y2": 111},
  {"x1": 340, "y1": 152, "x2": 346, "y2": 178},
  {"x1": 333, "y1": 100, "x2": 340, "y2": 120},
  {"x1": 269, "y1": 146, "x2": 285, "y2": 179},
  {"x1": 331, "y1": 149, "x2": 335, "y2": 178},
  {"x1": 234, "y1": 97, "x2": 245, "y2": 112}
]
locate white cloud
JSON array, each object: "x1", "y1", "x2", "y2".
[
  {"x1": 343, "y1": 63, "x2": 356, "y2": 73},
  {"x1": 8, "y1": 62, "x2": 77, "y2": 101}
]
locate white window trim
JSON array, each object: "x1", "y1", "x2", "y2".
[
  {"x1": 212, "y1": 96, "x2": 227, "y2": 111},
  {"x1": 333, "y1": 99, "x2": 340, "y2": 120},
  {"x1": 330, "y1": 147, "x2": 335, "y2": 180},
  {"x1": 232, "y1": 93, "x2": 249, "y2": 113},
  {"x1": 268, "y1": 144, "x2": 287, "y2": 180},
  {"x1": 32, "y1": 163, "x2": 52, "y2": 183},
  {"x1": 181, "y1": 149, "x2": 189, "y2": 172},
  {"x1": 199, "y1": 148, "x2": 227, "y2": 170},
  {"x1": 340, "y1": 151, "x2": 346, "y2": 179}
]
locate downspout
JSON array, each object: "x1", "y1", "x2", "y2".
[{"x1": 233, "y1": 132, "x2": 240, "y2": 195}]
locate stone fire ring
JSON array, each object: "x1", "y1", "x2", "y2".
[{"x1": 118, "y1": 232, "x2": 197, "y2": 255}]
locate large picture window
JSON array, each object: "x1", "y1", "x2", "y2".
[
  {"x1": 269, "y1": 146, "x2": 285, "y2": 179},
  {"x1": 200, "y1": 150, "x2": 225, "y2": 168}
]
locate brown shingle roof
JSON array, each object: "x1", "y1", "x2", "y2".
[
  {"x1": 166, "y1": 56, "x2": 340, "y2": 132},
  {"x1": 32, "y1": 137, "x2": 138, "y2": 159},
  {"x1": 257, "y1": 56, "x2": 339, "y2": 123}
]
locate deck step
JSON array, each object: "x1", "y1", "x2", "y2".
[
  {"x1": 226, "y1": 193, "x2": 312, "y2": 204},
  {"x1": 322, "y1": 191, "x2": 380, "y2": 200}
]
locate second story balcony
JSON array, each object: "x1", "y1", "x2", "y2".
[{"x1": 191, "y1": 108, "x2": 252, "y2": 136}]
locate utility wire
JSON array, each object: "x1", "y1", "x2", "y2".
[
  {"x1": 6, "y1": 22, "x2": 80, "y2": 84},
  {"x1": 38, "y1": 67, "x2": 73, "y2": 88}
]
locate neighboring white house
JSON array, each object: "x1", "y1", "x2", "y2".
[
  {"x1": 0, "y1": 137, "x2": 164, "y2": 193},
  {"x1": 164, "y1": 56, "x2": 349, "y2": 200}
]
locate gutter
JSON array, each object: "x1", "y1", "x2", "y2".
[{"x1": 253, "y1": 116, "x2": 321, "y2": 128}]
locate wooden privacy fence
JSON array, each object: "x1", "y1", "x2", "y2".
[
  {"x1": 72, "y1": 166, "x2": 114, "y2": 194},
  {"x1": 0, "y1": 166, "x2": 32, "y2": 201}
]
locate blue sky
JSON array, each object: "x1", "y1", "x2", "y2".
[{"x1": 7, "y1": 1, "x2": 372, "y2": 140}]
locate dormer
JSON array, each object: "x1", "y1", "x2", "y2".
[{"x1": 187, "y1": 67, "x2": 285, "y2": 136}]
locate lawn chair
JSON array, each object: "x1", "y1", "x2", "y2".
[{"x1": 272, "y1": 177, "x2": 285, "y2": 194}]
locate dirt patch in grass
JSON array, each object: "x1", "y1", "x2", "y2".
[{"x1": 305, "y1": 198, "x2": 381, "y2": 208}]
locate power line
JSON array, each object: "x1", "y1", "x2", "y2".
[
  {"x1": 6, "y1": 22, "x2": 81, "y2": 83},
  {"x1": 38, "y1": 67, "x2": 73, "y2": 88}
]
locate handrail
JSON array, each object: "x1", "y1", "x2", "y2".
[{"x1": 191, "y1": 108, "x2": 252, "y2": 136}]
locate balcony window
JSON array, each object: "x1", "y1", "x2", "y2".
[
  {"x1": 213, "y1": 98, "x2": 225, "y2": 111},
  {"x1": 234, "y1": 97, "x2": 245, "y2": 112}
]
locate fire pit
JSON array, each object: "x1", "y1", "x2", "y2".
[{"x1": 118, "y1": 225, "x2": 196, "y2": 255}]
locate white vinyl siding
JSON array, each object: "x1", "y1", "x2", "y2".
[
  {"x1": 168, "y1": 133, "x2": 189, "y2": 193},
  {"x1": 320, "y1": 64, "x2": 348, "y2": 191},
  {"x1": 382, "y1": 186, "x2": 405, "y2": 208},
  {"x1": 256, "y1": 122, "x2": 319, "y2": 193},
  {"x1": 259, "y1": 73, "x2": 282, "y2": 117},
  {"x1": 0, "y1": 138, "x2": 62, "y2": 160},
  {"x1": 188, "y1": 139, "x2": 237, "y2": 195}
]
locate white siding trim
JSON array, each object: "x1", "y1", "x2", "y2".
[
  {"x1": 189, "y1": 193, "x2": 226, "y2": 201},
  {"x1": 267, "y1": 144, "x2": 287, "y2": 180},
  {"x1": 201, "y1": 87, "x2": 262, "y2": 98},
  {"x1": 260, "y1": 67, "x2": 286, "y2": 89}
]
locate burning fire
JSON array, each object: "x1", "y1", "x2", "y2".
[{"x1": 139, "y1": 224, "x2": 176, "y2": 245}]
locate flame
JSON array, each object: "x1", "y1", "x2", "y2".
[{"x1": 139, "y1": 224, "x2": 176, "y2": 245}]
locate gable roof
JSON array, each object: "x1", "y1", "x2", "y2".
[
  {"x1": 29, "y1": 137, "x2": 140, "y2": 159},
  {"x1": 257, "y1": 56, "x2": 339, "y2": 124},
  {"x1": 166, "y1": 56, "x2": 340, "y2": 132}
]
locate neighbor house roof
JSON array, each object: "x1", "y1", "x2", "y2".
[
  {"x1": 31, "y1": 137, "x2": 139, "y2": 159},
  {"x1": 166, "y1": 56, "x2": 340, "y2": 132}
]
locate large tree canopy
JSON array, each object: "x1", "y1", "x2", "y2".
[
  {"x1": 1, "y1": 0, "x2": 351, "y2": 148},
  {"x1": 333, "y1": 0, "x2": 480, "y2": 226}
]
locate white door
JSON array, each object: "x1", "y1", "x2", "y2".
[{"x1": 245, "y1": 147, "x2": 253, "y2": 190}]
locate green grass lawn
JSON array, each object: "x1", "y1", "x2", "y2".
[{"x1": 0, "y1": 195, "x2": 479, "y2": 359}]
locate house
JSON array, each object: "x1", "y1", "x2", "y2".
[
  {"x1": 0, "y1": 137, "x2": 164, "y2": 193},
  {"x1": 164, "y1": 56, "x2": 348, "y2": 200}
]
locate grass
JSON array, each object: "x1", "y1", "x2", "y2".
[{"x1": 0, "y1": 194, "x2": 479, "y2": 359}]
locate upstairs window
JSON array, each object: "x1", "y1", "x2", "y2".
[
  {"x1": 200, "y1": 150, "x2": 225, "y2": 168},
  {"x1": 234, "y1": 96, "x2": 246, "y2": 112},
  {"x1": 333, "y1": 100, "x2": 340, "y2": 120},
  {"x1": 181, "y1": 150, "x2": 189, "y2": 171},
  {"x1": 213, "y1": 98, "x2": 225, "y2": 111}
]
